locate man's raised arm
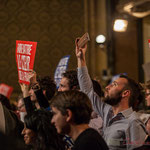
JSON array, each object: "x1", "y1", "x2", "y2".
[{"x1": 75, "y1": 38, "x2": 110, "y2": 119}]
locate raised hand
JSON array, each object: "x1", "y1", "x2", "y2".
[
  {"x1": 19, "y1": 83, "x2": 30, "y2": 98},
  {"x1": 28, "y1": 69, "x2": 37, "y2": 84},
  {"x1": 75, "y1": 38, "x2": 87, "y2": 61}
]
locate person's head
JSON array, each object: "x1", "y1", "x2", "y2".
[
  {"x1": 29, "y1": 76, "x2": 56, "y2": 102},
  {"x1": 37, "y1": 76, "x2": 56, "y2": 100},
  {"x1": 58, "y1": 70, "x2": 79, "y2": 91},
  {"x1": 145, "y1": 80, "x2": 150, "y2": 106},
  {"x1": 17, "y1": 94, "x2": 27, "y2": 122},
  {"x1": 22, "y1": 109, "x2": 65, "y2": 150},
  {"x1": 104, "y1": 75, "x2": 143, "y2": 110},
  {"x1": 50, "y1": 90, "x2": 92, "y2": 135},
  {"x1": 17, "y1": 95, "x2": 26, "y2": 113}
]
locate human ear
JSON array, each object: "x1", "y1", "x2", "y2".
[
  {"x1": 66, "y1": 109, "x2": 72, "y2": 122},
  {"x1": 122, "y1": 90, "x2": 130, "y2": 97}
]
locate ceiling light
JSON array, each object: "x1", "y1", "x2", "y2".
[
  {"x1": 96, "y1": 35, "x2": 106, "y2": 44},
  {"x1": 113, "y1": 19, "x2": 128, "y2": 32}
]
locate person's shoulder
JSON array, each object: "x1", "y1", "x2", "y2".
[
  {"x1": 77, "y1": 128, "x2": 104, "y2": 142},
  {"x1": 127, "y1": 111, "x2": 142, "y2": 121},
  {"x1": 126, "y1": 111, "x2": 147, "y2": 130},
  {"x1": 74, "y1": 128, "x2": 108, "y2": 150}
]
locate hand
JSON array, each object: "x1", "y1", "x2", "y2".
[
  {"x1": 19, "y1": 83, "x2": 29, "y2": 98},
  {"x1": 75, "y1": 38, "x2": 87, "y2": 60},
  {"x1": 28, "y1": 70, "x2": 37, "y2": 84}
]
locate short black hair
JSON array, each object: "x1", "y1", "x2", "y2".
[
  {"x1": 62, "y1": 70, "x2": 79, "y2": 90},
  {"x1": 37, "y1": 76, "x2": 56, "y2": 100}
]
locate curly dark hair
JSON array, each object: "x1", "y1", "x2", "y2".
[
  {"x1": 62, "y1": 70, "x2": 79, "y2": 90},
  {"x1": 37, "y1": 76, "x2": 56, "y2": 100},
  {"x1": 24, "y1": 109, "x2": 65, "y2": 150}
]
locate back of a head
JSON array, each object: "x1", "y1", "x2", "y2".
[
  {"x1": 119, "y1": 75, "x2": 144, "y2": 111},
  {"x1": 37, "y1": 76, "x2": 56, "y2": 101},
  {"x1": 62, "y1": 70, "x2": 79, "y2": 90},
  {"x1": 24, "y1": 109, "x2": 65, "y2": 150},
  {"x1": 51, "y1": 90, "x2": 92, "y2": 124}
]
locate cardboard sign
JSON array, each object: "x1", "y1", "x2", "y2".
[
  {"x1": 0, "y1": 83, "x2": 13, "y2": 99},
  {"x1": 54, "y1": 55, "x2": 70, "y2": 88},
  {"x1": 16, "y1": 41, "x2": 37, "y2": 84},
  {"x1": 78, "y1": 32, "x2": 90, "y2": 48}
]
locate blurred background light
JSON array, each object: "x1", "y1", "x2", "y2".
[
  {"x1": 113, "y1": 19, "x2": 128, "y2": 32},
  {"x1": 96, "y1": 34, "x2": 106, "y2": 44}
]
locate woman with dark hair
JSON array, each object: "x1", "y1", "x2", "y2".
[{"x1": 22, "y1": 109, "x2": 65, "y2": 150}]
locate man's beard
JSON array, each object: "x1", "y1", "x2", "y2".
[{"x1": 104, "y1": 91, "x2": 122, "y2": 106}]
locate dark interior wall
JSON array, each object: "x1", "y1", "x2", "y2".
[
  {"x1": 0, "y1": 0, "x2": 84, "y2": 100},
  {"x1": 114, "y1": 20, "x2": 139, "y2": 81},
  {"x1": 106, "y1": 0, "x2": 141, "y2": 82}
]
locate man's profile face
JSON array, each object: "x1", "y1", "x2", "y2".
[
  {"x1": 104, "y1": 77, "x2": 127, "y2": 106},
  {"x1": 58, "y1": 77, "x2": 70, "y2": 92},
  {"x1": 51, "y1": 107, "x2": 70, "y2": 135}
]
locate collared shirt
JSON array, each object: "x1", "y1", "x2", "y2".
[{"x1": 78, "y1": 66, "x2": 147, "y2": 150}]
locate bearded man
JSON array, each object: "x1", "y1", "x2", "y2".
[{"x1": 76, "y1": 38, "x2": 148, "y2": 150}]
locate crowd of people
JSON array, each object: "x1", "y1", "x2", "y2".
[{"x1": 0, "y1": 37, "x2": 150, "y2": 150}]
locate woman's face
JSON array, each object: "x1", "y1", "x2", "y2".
[
  {"x1": 21, "y1": 124, "x2": 36, "y2": 145},
  {"x1": 146, "y1": 89, "x2": 150, "y2": 106}
]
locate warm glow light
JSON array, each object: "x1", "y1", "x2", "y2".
[
  {"x1": 96, "y1": 35, "x2": 106, "y2": 44},
  {"x1": 113, "y1": 19, "x2": 128, "y2": 32}
]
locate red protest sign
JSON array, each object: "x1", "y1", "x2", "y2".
[
  {"x1": 16, "y1": 40, "x2": 37, "y2": 84},
  {"x1": 0, "y1": 83, "x2": 13, "y2": 99}
]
